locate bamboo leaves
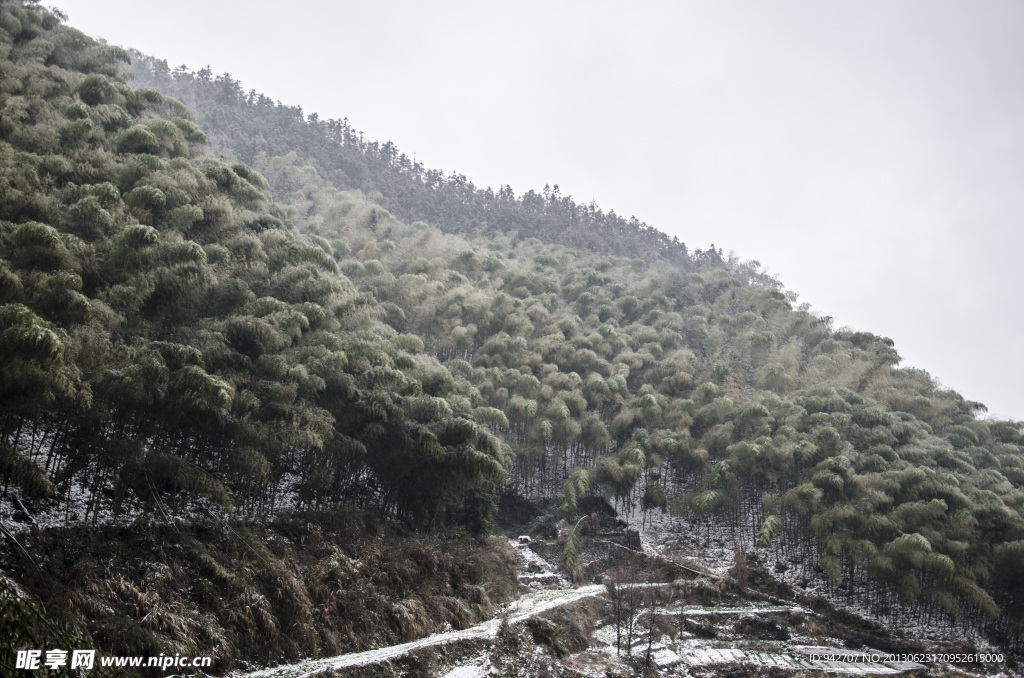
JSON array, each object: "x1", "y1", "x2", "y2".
[{"x1": 758, "y1": 515, "x2": 784, "y2": 548}]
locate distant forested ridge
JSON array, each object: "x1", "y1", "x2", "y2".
[
  {"x1": 127, "y1": 55, "x2": 719, "y2": 271},
  {"x1": 1, "y1": 0, "x2": 1023, "y2": 661}
]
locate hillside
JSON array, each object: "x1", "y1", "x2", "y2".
[
  {"x1": 125, "y1": 53, "x2": 720, "y2": 272},
  {"x1": 0, "y1": 2, "x2": 1022, "y2": 674}
]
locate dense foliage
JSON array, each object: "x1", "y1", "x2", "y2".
[
  {"x1": 0, "y1": 0, "x2": 510, "y2": 534},
  {"x1": 1, "y1": 0, "x2": 1022, "y2": 659},
  {"x1": 126, "y1": 54, "x2": 723, "y2": 271}
]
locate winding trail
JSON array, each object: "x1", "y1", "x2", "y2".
[
  {"x1": 234, "y1": 538, "x2": 927, "y2": 677},
  {"x1": 235, "y1": 539, "x2": 602, "y2": 678},
  {"x1": 237, "y1": 583, "x2": 605, "y2": 678}
]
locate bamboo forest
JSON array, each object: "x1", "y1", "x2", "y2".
[{"x1": 1, "y1": 2, "x2": 1022, "y2": 676}]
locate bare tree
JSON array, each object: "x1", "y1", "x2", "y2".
[{"x1": 644, "y1": 584, "x2": 662, "y2": 666}]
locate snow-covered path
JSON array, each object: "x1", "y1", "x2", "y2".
[
  {"x1": 232, "y1": 536, "x2": 930, "y2": 678},
  {"x1": 235, "y1": 538, "x2": 603, "y2": 678},
  {"x1": 236, "y1": 585, "x2": 605, "y2": 678}
]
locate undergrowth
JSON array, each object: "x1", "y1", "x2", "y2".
[
  {"x1": 1, "y1": 575, "x2": 124, "y2": 677},
  {"x1": 0, "y1": 510, "x2": 519, "y2": 675}
]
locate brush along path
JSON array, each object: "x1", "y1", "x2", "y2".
[
  {"x1": 238, "y1": 583, "x2": 603, "y2": 677},
  {"x1": 235, "y1": 541, "x2": 602, "y2": 678},
  {"x1": 236, "y1": 535, "x2": 926, "y2": 678}
]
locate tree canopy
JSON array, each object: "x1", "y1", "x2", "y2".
[{"x1": 1, "y1": 0, "x2": 1022, "y2": 653}]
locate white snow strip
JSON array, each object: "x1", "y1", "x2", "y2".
[
  {"x1": 650, "y1": 648, "x2": 682, "y2": 668},
  {"x1": 441, "y1": 661, "x2": 487, "y2": 678},
  {"x1": 235, "y1": 585, "x2": 606, "y2": 678}
]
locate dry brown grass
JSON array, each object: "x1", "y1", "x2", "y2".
[{"x1": 3, "y1": 512, "x2": 521, "y2": 674}]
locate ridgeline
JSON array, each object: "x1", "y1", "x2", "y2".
[{"x1": 0, "y1": 2, "x2": 1022, "y2": 673}]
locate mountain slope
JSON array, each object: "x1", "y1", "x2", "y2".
[
  {"x1": 126, "y1": 54, "x2": 721, "y2": 272},
  {"x1": 0, "y1": 2, "x2": 1022, "y2": 671},
  {"x1": 128, "y1": 52, "x2": 1024, "y2": 653}
]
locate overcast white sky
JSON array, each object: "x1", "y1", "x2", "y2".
[{"x1": 55, "y1": 1, "x2": 1024, "y2": 421}]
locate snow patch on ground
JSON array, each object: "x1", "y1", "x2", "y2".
[
  {"x1": 512, "y1": 539, "x2": 572, "y2": 591},
  {"x1": 441, "y1": 655, "x2": 490, "y2": 678}
]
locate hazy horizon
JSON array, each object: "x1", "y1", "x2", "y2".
[{"x1": 54, "y1": 0, "x2": 1024, "y2": 420}]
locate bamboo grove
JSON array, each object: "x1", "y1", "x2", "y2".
[
  {"x1": 1, "y1": 0, "x2": 1022, "y2": 652},
  {"x1": 0, "y1": 1, "x2": 510, "y2": 533}
]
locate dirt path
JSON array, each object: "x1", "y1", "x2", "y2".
[
  {"x1": 235, "y1": 543, "x2": 601, "y2": 678},
  {"x1": 235, "y1": 539, "x2": 927, "y2": 678},
  {"x1": 238, "y1": 587, "x2": 605, "y2": 678}
]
